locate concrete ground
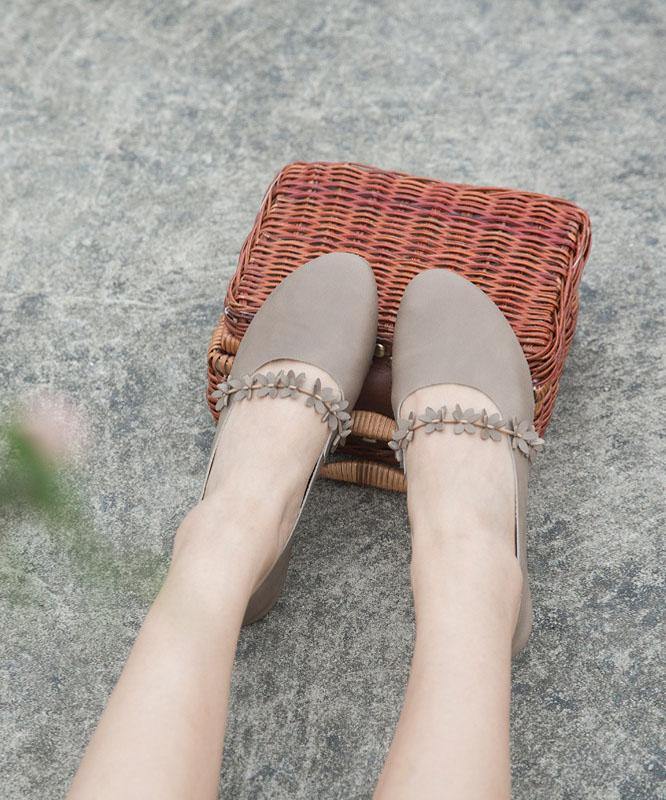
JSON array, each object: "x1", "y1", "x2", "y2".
[{"x1": 1, "y1": 1, "x2": 664, "y2": 798}]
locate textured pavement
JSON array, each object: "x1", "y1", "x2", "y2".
[{"x1": 1, "y1": 1, "x2": 664, "y2": 798}]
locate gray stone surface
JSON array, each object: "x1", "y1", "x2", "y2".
[{"x1": 1, "y1": 0, "x2": 664, "y2": 797}]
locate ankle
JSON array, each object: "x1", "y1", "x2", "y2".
[
  {"x1": 410, "y1": 525, "x2": 523, "y2": 622},
  {"x1": 411, "y1": 522, "x2": 522, "y2": 581},
  {"x1": 170, "y1": 498, "x2": 286, "y2": 598}
]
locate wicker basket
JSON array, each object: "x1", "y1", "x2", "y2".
[{"x1": 207, "y1": 162, "x2": 591, "y2": 492}]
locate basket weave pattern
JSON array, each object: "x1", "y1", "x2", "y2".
[{"x1": 207, "y1": 162, "x2": 591, "y2": 492}]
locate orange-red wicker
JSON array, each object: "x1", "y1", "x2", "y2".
[{"x1": 207, "y1": 162, "x2": 591, "y2": 492}]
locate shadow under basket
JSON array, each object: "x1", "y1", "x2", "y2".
[{"x1": 207, "y1": 161, "x2": 591, "y2": 492}]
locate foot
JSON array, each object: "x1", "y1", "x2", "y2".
[
  {"x1": 401, "y1": 384, "x2": 523, "y2": 628},
  {"x1": 171, "y1": 360, "x2": 339, "y2": 603}
]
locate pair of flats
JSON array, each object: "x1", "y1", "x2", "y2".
[{"x1": 202, "y1": 253, "x2": 543, "y2": 654}]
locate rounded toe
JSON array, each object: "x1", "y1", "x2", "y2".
[
  {"x1": 230, "y1": 251, "x2": 377, "y2": 407},
  {"x1": 303, "y1": 252, "x2": 377, "y2": 304},
  {"x1": 392, "y1": 268, "x2": 532, "y2": 418},
  {"x1": 399, "y1": 268, "x2": 499, "y2": 323}
]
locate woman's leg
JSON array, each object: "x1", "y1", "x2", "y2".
[
  {"x1": 68, "y1": 361, "x2": 331, "y2": 800},
  {"x1": 375, "y1": 386, "x2": 524, "y2": 800}
]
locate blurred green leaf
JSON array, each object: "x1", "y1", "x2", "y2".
[{"x1": 0, "y1": 418, "x2": 166, "y2": 604}]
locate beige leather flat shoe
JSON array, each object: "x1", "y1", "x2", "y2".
[
  {"x1": 201, "y1": 253, "x2": 378, "y2": 625},
  {"x1": 389, "y1": 269, "x2": 543, "y2": 655}
]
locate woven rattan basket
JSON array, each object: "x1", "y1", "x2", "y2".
[{"x1": 207, "y1": 161, "x2": 591, "y2": 492}]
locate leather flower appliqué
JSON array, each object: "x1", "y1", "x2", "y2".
[
  {"x1": 390, "y1": 404, "x2": 544, "y2": 468},
  {"x1": 212, "y1": 370, "x2": 353, "y2": 452}
]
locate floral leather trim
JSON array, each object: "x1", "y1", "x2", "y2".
[
  {"x1": 389, "y1": 404, "x2": 544, "y2": 466},
  {"x1": 211, "y1": 370, "x2": 352, "y2": 451}
]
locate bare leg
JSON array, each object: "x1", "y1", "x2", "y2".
[
  {"x1": 68, "y1": 361, "x2": 331, "y2": 800},
  {"x1": 375, "y1": 386, "x2": 523, "y2": 800}
]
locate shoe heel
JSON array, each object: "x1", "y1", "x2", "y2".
[
  {"x1": 511, "y1": 582, "x2": 533, "y2": 656},
  {"x1": 242, "y1": 540, "x2": 294, "y2": 625}
]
